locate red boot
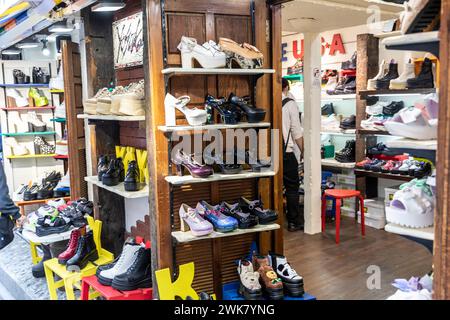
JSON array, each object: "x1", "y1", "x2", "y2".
[{"x1": 58, "y1": 228, "x2": 81, "y2": 265}]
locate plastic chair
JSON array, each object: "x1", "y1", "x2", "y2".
[
  {"x1": 43, "y1": 216, "x2": 114, "y2": 300},
  {"x1": 321, "y1": 189, "x2": 365, "y2": 244}
]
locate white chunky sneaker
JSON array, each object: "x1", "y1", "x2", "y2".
[{"x1": 118, "y1": 80, "x2": 145, "y2": 116}]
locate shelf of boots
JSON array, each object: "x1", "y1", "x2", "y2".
[
  {"x1": 1, "y1": 106, "x2": 56, "y2": 111},
  {"x1": 384, "y1": 223, "x2": 434, "y2": 241},
  {"x1": 354, "y1": 169, "x2": 416, "y2": 181},
  {"x1": 84, "y1": 176, "x2": 148, "y2": 199},
  {"x1": 77, "y1": 114, "x2": 145, "y2": 122},
  {"x1": 321, "y1": 159, "x2": 355, "y2": 169},
  {"x1": 359, "y1": 88, "x2": 436, "y2": 98},
  {"x1": 165, "y1": 170, "x2": 276, "y2": 186},
  {"x1": 158, "y1": 122, "x2": 271, "y2": 133},
  {"x1": 161, "y1": 68, "x2": 275, "y2": 78},
  {"x1": 2, "y1": 131, "x2": 56, "y2": 137},
  {"x1": 6, "y1": 154, "x2": 57, "y2": 159},
  {"x1": 382, "y1": 31, "x2": 440, "y2": 58},
  {"x1": 0, "y1": 83, "x2": 49, "y2": 88},
  {"x1": 172, "y1": 223, "x2": 280, "y2": 244}
]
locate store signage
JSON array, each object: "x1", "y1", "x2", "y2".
[
  {"x1": 282, "y1": 33, "x2": 346, "y2": 62},
  {"x1": 113, "y1": 12, "x2": 144, "y2": 69}
]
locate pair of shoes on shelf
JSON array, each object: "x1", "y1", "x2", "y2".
[
  {"x1": 339, "y1": 115, "x2": 356, "y2": 130},
  {"x1": 13, "y1": 69, "x2": 30, "y2": 84},
  {"x1": 326, "y1": 75, "x2": 356, "y2": 95},
  {"x1": 29, "y1": 87, "x2": 49, "y2": 107},
  {"x1": 8, "y1": 111, "x2": 47, "y2": 133},
  {"x1": 34, "y1": 136, "x2": 55, "y2": 154},
  {"x1": 32, "y1": 67, "x2": 50, "y2": 84},
  {"x1": 96, "y1": 239, "x2": 152, "y2": 291},
  {"x1": 97, "y1": 155, "x2": 125, "y2": 187},
  {"x1": 177, "y1": 36, "x2": 264, "y2": 69},
  {"x1": 238, "y1": 253, "x2": 303, "y2": 300},
  {"x1": 335, "y1": 140, "x2": 355, "y2": 163}
]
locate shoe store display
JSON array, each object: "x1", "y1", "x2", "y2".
[
  {"x1": 367, "y1": 60, "x2": 388, "y2": 90},
  {"x1": 376, "y1": 60, "x2": 399, "y2": 90},
  {"x1": 27, "y1": 111, "x2": 47, "y2": 132},
  {"x1": 219, "y1": 37, "x2": 264, "y2": 69},
  {"x1": 196, "y1": 201, "x2": 238, "y2": 233},
  {"x1": 237, "y1": 259, "x2": 263, "y2": 300},
  {"x1": 390, "y1": 59, "x2": 416, "y2": 90},
  {"x1": 239, "y1": 197, "x2": 278, "y2": 225},
  {"x1": 179, "y1": 203, "x2": 214, "y2": 236},
  {"x1": 111, "y1": 247, "x2": 152, "y2": 291},
  {"x1": 269, "y1": 253, "x2": 304, "y2": 297},
  {"x1": 118, "y1": 80, "x2": 145, "y2": 116},
  {"x1": 218, "y1": 202, "x2": 258, "y2": 229},
  {"x1": 335, "y1": 140, "x2": 355, "y2": 163},
  {"x1": 6, "y1": 88, "x2": 29, "y2": 107},
  {"x1": 4, "y1": 137, "x2": 29, "y2": 156},
  {"x1": 28, "y1": 88, "x2": 49, "y2": 107},
  {"x1": 178, "y1": 36, "x2": 227, "y2": 69},
  {"x1": 252, "y1": 254, "x2": 284, "y2": 300},
  {"x1": 228, "y1": 93, "x2": 266, "y2": 123},
  {"x1": 34, "y1": 136, "x2": 55, "y2": 154},
  {"x1": 66, "y1": 230, "x2": 99, "y2": 272},
  {"x1": 407, "y1": 58, "x2": 434, "y2": 89}
]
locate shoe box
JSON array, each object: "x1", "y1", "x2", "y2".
[
  {"x1": 384, "y1": 185, "x2": 402, "y2": 207},
  {"x1": 336, "y1": 174, "x2": 356, "y2": 186},
  {"x1": 357, "y1": 198, "x2": 386, "y2": 230}
]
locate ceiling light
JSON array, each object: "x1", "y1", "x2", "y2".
[
  {"x1": 17, "y1": 42, "x2": 39, "y2": 49},
  {"x1": 1, "y1": 49, "x2": 21, "y2": 55},
  {"x1": 48, "y1": 23, "x2": 74, "y2": 33},
  {"x1": 91, "y1": 1, "x2": 126, "y2": 12},
  {"x1": 41, "y1": 40, "x2": 50, "y2": 56}
]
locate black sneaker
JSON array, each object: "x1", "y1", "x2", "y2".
[
  {"x1": 124, "y1": 160, "x2": 143, "y2": 191},
  {"x1": 407, "y1": 58, "x2": 434, "y2": 89},
  {"x1": 36, "y1": 216, "x2": 71, "y2": 237},
  {"x1": 111, "y1": 247, "x2": 152, "y2": 291},
  {"x1": 383, "y1": 101, "x2": 404, "y2": 116}
]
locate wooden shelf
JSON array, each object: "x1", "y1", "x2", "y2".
[
  {"x1": 77, "y1": 114, "x2": 145, "y2": 121},
  {"x1": 354, "y1": 169, "x2": 415, "y2": 181},
  {"x1": 385, "y1": 138, "x2": 437, "y2": 151},
  {"x1": 385, "y1": 223, "x2": 434, "y2": 241},
  {"x1": 357, "y1": 129, "x2": 391, "y2": 136},
  {"x1": 172, "y1": 223, "x2": 280, "y2": 243},
  {"x1": 321, "y1": 159, "x2": 355, "y2": 169},
  {"x1": 165, "y1": 170, "x2": 275, "y2": 186},
  {"x1": 1, "y1": 106, "x2": 55, "y2": 111},
  {"x1": 321, "y1": 129, "x2": 356, "y2": 136},
  {"x1": 2, "y1": 131, "x2": 56, "y2": 137},
  {"x1": 6, "y1": 154, "x2": 57, "y2": 159},
  {"x1": 0, "y1": 83, "x2": 49, "y2": 88},
  {"x1": 359, "y1": 88, "x2": 436, "y2": 98},
  {"x1": 158, "y1": 122, "x2": 271, "y2": 133},
  {"x1": 84, "y1": 176, "x2": 148, "y2": 199},
  {"x1": 382, "y1": 31, "x2": 440, "y2": 58},
  {"x1": 161, "y1": 68, "x2": 275, "y2": 78}
]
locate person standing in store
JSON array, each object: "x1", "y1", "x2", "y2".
[
  {"x1": 282, "y1": 78, "x2": 304, "y2": 232},
  {"x1": 0, "y1": 162, "x2": 19, "y2": 249}
]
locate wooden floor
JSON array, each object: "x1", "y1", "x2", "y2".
[{"x1": 284, "y1": 217, "x2": 432, "y2": 300}]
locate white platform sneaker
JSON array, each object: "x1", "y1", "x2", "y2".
[
  {"x1": 367, "y1": 60, "x2": 387, "y2": 90},
  {"x1": 390, "y1": 60, "x2": 416, "y2": 90},
  {"x1": 177, "y1": 36, "x2": 226, "y2": 69},
  {"x1": 84, "y1": 88, "x2": 110, "y2": 115},
  {"x1": 164, "y1": 93, "x2": 207, "y2": 126},
  {"x1": 118, "y1": 80, "x2": 145, "y2": 116}
]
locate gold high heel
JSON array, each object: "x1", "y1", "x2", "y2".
[{"x1": 219, "y1": 38, "x2": 264, "y2": 69}]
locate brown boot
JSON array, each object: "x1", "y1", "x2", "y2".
[{"x1": 252, "y1": 254, "x2": 284, "y2": 300}]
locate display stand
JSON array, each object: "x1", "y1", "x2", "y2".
[{"x1": 144, "y1": 0, "x2": 283, "y2": 298}]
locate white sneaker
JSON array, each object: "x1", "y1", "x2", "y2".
[
  {"x1": 84, "y1": 88, "x2": 110, "y2": 115},
  {"x1": 390, "y1": 60, "x2": 416, "y2": 90},
  {"x1": 164, "y1": 93, "x2": 207, "y2": 126},
  {"x1": 324, "y1": 76, "x2": 338, "y2": 93},
  {"x1": 4, "y1": 137, "x2": 29, "y2": 156},
  {"x1": 387, "y1": 289, "x2": 432, "y2": 300},
  {"x1": 49, "y1": 66, "x2": 64, "y2": 90},
  {"x1": 54, "y1": 101, "x2": 66, "y2": 119},
  {"x1": 110, "y1": 86, "x2": 127, "y2": 115},
  {"x1": 367, "y1": 60, "x2": 387, "y2": 90},
  {"x1": 321, "y1": 114, "x2": 340, "y2": 132},
  {"x1": 361, "y1": 115, "x2": 389, "y2": 131},
  {"x1": 98, "y1": 243, "x2": 141, "y2": 285},
  {"x1": 366, "y1": 101, "x2": 389, "y2": 116},
  {"x1": 6, "y1": 89, "x2": 29, "y2": 107},
  {"x1": 47, "y1": 198, "x2": 66, "y2": 208},
  {"x1": 400, "y1": 0, "x2": 430, "y2": 34},
  {"x1": 178, "y1": 36, "x2": 226, "y2": 69},
  {"x1": 118, "y1": 80, "x2": 145, "y2": 116}
]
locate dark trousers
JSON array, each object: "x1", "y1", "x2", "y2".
[
  {"x1": 0, "y1": 162, "x2": 19, "y2": 220},
  {"x1": 283, "y1": 152, "x2": 303, "y2": 225}
]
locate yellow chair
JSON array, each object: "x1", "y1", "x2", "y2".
[
  {"x1": 30, "y1": 241, "x2": 42, "y2": 265},
  {"x1": 43, "y1": 216, "x2": 114, "y2": 300}
]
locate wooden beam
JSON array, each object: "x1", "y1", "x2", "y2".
[{"x1": 433, "y1": 0, "x2": 449, "y2": 300}]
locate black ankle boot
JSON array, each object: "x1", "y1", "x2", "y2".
[
  {"x1": 66, "y1": 230, "x2": 98, "y2": 272},
  {"x1": 32, "y1": 245, "x2": 52, "y2": 278},
  {"x1": 102, "y1": 159, "x2": 120, "y2": 186},
  {"x1": 112, "y1": 247, "x2": 152, "y2": 291},
  {"x1": 407, "y1": 58, "x2": 434, "y2": 89},
  {"x1": 376, "y1": 60, "x2": 399, "y2": 90},
  {"x1": 97, "y1": 155, "x2": 109, "y2": 181},
  {"x1": 124, "y1": 160, "x2": 143, "y2": 191},
  {"x1": 335, "y1": 140, "x2": 356, "y2": 163}
]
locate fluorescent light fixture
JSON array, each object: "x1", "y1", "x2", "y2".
[
  {"x1": 1, "y1": 49, "x2": 21, "y2": 55},
  {"x1": 17, "y1": 42, "x2": 39, "y2": 49},
  {"x1": 91, "y1": 1, "x2": 126, "y2": 12},
  {"x1": 41, "y1": 40, "x2": 50, "y2": 56},
  {"x1": 48, "y1": 23, "x2": 74, "y2": 33}
]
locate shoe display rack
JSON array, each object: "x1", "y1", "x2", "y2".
[{"x1": 144, "y1": 0, "x2": 284, "y2": 298}]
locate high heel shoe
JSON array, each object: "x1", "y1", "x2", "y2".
[
  {"x1": 27, "y1": 111, "x2": 47, "y2": 132},
  {"x1": 228, "y1": 93, "x2": 266, "y2": 123},
  {"x1": 172, "y1": 150, "x2": 213, "y2": 178},
  {"x1": 164, "y1": 93, "x2": 207, "y2": 126},
  {"x1": 205, "y1": 95, "x2": 238, "y2": 124},
  {"x1": 6, "y1": 89, "x2": 29, "y2": 107},
  {"x1": 4, "y1": 137, "x2": 30, "y2": 156},
  {"x1": 13, "y1": 69, "x2": 30, "y2": 84},
  {"x1": 28, "y1": 88, "x2": 49, "y2": 107},
  {"x1": 219, "y1": 38, "x2": 263, "y2": 69},
  {"x1": 8, "y1": 111, "x2": 29, "y2": 133},
  {"x1": 204, "y1": 153, "x2": 243, "y2": 174},
  {"x1": 179, "y1": 204, "x2": 214, "y2": 236},
  {"x1": 32, "y1": 67, "x2": 50, "y2": 84},
  {"x1": 196, "y1": 201, "x2": 238, "y2": 233},
  {"x1": 34, "y1": 136, "x2": 55, "y2": 154},
  {"x1": 177, "y1": 36, "x2": 226, "y2": 69}
]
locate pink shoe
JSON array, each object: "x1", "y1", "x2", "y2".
[{"x1": 179, "y1": 204, "x2": 214, "y2": 237}]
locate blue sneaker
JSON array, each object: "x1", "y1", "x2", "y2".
[{"x1": 196, "y1": 201, "x2": 238, "y2": 233}]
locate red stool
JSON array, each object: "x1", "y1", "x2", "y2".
[
  {"x1": 81, "y1": 275, "x2": 153, "y2": 300},
  {"x1": 321, "y1": 189, "x2": 365, "y2": 244}
]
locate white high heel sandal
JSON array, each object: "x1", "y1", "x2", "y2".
[
  {"x1": 164, "y1": 93, "x2": 207, "y2": 126},
  {"x1": 8, "y1": 111, "x2": 29, "y2": 133},
  {"x1": 4, "y1": 137, "x2": 29, "y2": 156},
  {"x1": 177, "y1": 36, "x2": 226, "y2": 69}
]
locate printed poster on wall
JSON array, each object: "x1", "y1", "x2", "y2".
[{"x1": 113, "y1": 12, "x2": 144, "y2": 69}]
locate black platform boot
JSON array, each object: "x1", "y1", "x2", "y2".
[
  {"x1": 376, "y1": 60, "x2": 399, "y2": 90},
  {"x1": 407, "y1": 58, "x2": 434, "y2": 89}
]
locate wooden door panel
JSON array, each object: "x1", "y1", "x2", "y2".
[
  {"x1": 215, "y1": 15, "x2": 252, "y2": 43},
  {"x1": 167, "y1": 13, "x2": 206, "y2": 54}
]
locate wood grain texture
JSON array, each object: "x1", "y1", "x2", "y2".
[
  {"x1": 433, "y1": 0, "x2": 449, "y2": 300},
  {"x1": 285, "y1": 218, "x2": 432, "y2": 300},
  {"x1": 165, "y1": 0, "x2": 251, "y2": 15}
]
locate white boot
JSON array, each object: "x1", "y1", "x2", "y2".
[
  {"x1": 49, "y1": 65, "x2": 64, "y2": 90},
  {"x1": 8, "y1": 111, "x2": 29, "y2": 133},
  {"x1": 367, "y1": 60, "x2": 387, "y2": 90},
  {"x1": 390, "y1": 59, "x2": 416, "y2": 90},
  {"x1": 6, "y1": 89, "x2": 29, "y2": 107},
  {"x1": 27, "y1": 111, "x2": 47, "y2": 132},
  {"x1": 4, "y1": 137, "x2": 29, "y2": 156}
]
